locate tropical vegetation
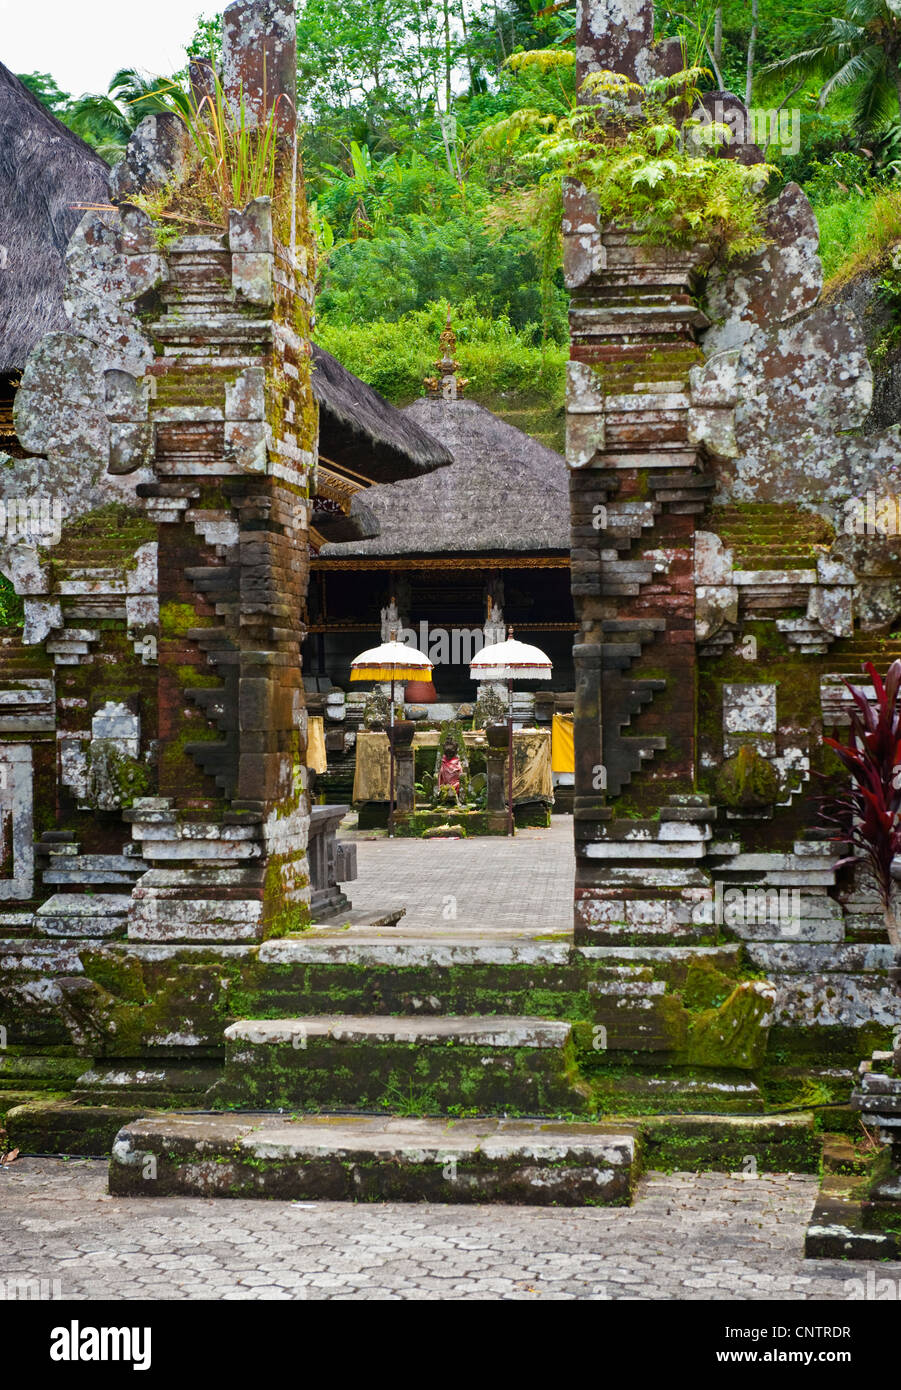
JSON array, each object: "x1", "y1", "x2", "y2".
[{"x1": 15, "y1": 0, "x2": 901, "y2": 408}]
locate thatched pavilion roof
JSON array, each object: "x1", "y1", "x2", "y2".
[
  {"x1": 311, "y1": 346, "x2": 452, "y2": 482},
  {"x1": 0, "y1": 62, "x2": 109, "y2": 375},
  {"x1": 318, "y1": 396, "x2": 570, "y2": 558}
]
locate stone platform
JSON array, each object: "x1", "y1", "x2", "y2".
[{"x1": 109, "y1": 1112, "x2": 637, "y2": 1205}]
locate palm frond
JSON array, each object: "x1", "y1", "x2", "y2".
[{"x1": 819, "y1": 47, "x2": 883, "y2": 105}]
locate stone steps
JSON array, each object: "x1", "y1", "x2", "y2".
[
  {"x1": 108, "y1": 1112, "x2": 638, "y2": 1205},
  {"x1": 0, "y1": 1051, "x2": 86, "y2": 1090},
  {"x1": 588, "y1": 1067, "x2": 766, "y2": 1113},
  {"x1": 71, "y1": 1059, "x2": 222, "y2": 1108},
  {"x1": 3, "y1": 1096, "x2": 157, "y2": 1156},
  {"x1": 105, "y1": 1110, "x2": 825, "y2": 1203},
  {"x1": 804, "y1": 1174, "x2": 901, "y2": 1261},
  {"x1": 639, "y1": 1112, "x2": 820, "y2": 1171},
  {"x1": 34, "y1": 893, "x2": 131, "y2": 938},
  {"x1": 249, "y1": 936, "x2": 743, "y2": 1018},
  {"x1": 210, "y1": 1014, "x2": 589, "y2": 1116}
]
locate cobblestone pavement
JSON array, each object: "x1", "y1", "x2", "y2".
[
  {"x1": 3, "y1": 1158, "x2": 899, "y2": 1300},
  {"x1": 337, "y1": 814, "x2": 574, "y2": 934}
]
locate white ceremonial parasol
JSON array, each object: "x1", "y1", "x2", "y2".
[
  {"x1": 469, "y1": 630, "x2": 552, "y2": 836},
  {"x1": 351, "y1": 638, "x2": 432, "y2": 837}
]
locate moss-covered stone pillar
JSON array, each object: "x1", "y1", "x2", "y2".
[
  {"x1": 126, "y1": 0, "x2": 316, "y2": 941},
  {"x1": 0, "y1": 1, "x2": 316, "y2": 946},
  {"x1": 567, "y1": 1, "x2": 716, "y2": 944}
]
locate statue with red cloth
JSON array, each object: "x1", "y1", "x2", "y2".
[{"x1": 437, "y1": 738, "x2": 463, "y2": 798}]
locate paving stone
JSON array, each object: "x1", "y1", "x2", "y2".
[{"x1": 3, "y1": 1158, "x2": 900, "y2": 1300}]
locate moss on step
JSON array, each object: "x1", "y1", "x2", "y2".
[
  {"x1": 638, "y1": 1113, "x2": 821, "y2": 1173},
  {"x1": 4, "y1": 1097, "x2": 161, "y2": 1157},
  {"x1": 686, "y1": 981, "x2": 774, "y2": 1070}
]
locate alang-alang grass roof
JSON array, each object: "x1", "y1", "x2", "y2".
[
  {"x1": 0, "y1": 62, "x2": 110, "y2": 375},
  {"x1": 311, "y1": 346, "x2": 452, "y2": 482},
  {"x1": 318, "y1": 395, "x2": 570, "y2": 558}
]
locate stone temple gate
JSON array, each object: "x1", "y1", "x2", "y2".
[
  {"x1": 566, "y1": 0, "x2": 900, "y2": 987},
  {"x1": 0, "y1": 0, "x2": 897, "y2": 1245}
]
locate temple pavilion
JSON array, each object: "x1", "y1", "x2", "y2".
[{"x1": 308, "y1": 322, "x2": 574, "y2": 701}]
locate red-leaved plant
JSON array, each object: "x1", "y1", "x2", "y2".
[{"x1": 822, "y1": 660, "x2": 901, "y2": 948}]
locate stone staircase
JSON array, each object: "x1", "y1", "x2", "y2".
[{"x1": 1, "y1": 926, "x2": 838, "y2": 1204}]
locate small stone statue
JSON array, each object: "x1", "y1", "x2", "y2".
[
  {"x1": 437, "y1": 739, "x2": 463, "y2": 797},
  {"x1": 380, "y1": 597, "x2": 401, "y2": 644}
]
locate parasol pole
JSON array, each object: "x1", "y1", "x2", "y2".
[
  {"x1": 350, "y1": 635, "x2": 431, "y2": 841},
  {"x1": 389, "y1": 673, "x2": 396, "y2": 838},
  {"x1": 468, "y1": 629, "x2": 552, "y2": 839},
  {"x1": 507, "y1": 673, "x2": 514, "y2": 838}
]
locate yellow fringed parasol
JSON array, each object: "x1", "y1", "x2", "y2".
[
  {"x1": 350, "y1": 640, "x2": 433, "y2": 836},
  {"x1": 349, "y1": 640, "x2": 433, "y2": 684}
]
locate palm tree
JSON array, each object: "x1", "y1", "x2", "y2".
[
  {"x1": 763, "y1": 0, "x2": 901, "y2": 132},
  {"x1": 62, "y1": 68, "x2": 188, "y2": 162}
]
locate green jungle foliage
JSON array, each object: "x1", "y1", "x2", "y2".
[{"x1": 17, "y1": 0, "x2": 901, "y2": 404}]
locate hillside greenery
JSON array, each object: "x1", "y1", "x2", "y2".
[{"x1": 16, "y1": 0, "x2": 901, "y2": 413}]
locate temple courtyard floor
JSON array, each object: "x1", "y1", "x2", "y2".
[
  {"x1": 335, "y1": 812, "x2": 574, "y2": 936},
  {"x1": 2, "y1": 1158, "x2": 899, "y2": 1299}
]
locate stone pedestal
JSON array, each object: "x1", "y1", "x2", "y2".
[
  {"x1": 308, "y1": 804, "x2": 356, "y2": 919},
  {"x1": 486, "y1": 749, "x2": 506, "y2": 815},
  {"x1": 394, "y1": 746, "x2": 416, "y2": 813}
]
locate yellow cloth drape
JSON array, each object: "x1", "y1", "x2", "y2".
[
  {"x1": 511, "y1": 729, "x2": 553, "y2": 802},
  {"x1": 351, "y1": 727, "x2": 552, "y2": 803},
  {"x1": 352, "y1": 731, "x2": 391, "y2": 802},
  {"x1": 551, "y1": 714, "x2": 574, "y2": 774},
  {"x1": 306, "y1": 716, "x2": 328, "y2": 774}
]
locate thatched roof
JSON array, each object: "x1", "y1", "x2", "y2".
[
  {"x1": 312, "y1": 492, "x2": 379, "y2": 544},
  {"x1": 319, "y1": 397, "x2": 569, "y2": 558},
  {"x1": 0, "y1": 62, "x2": 109, "y2": 375},
  {"x1": 312, "y1": 346, "x2": 452, "y2": 482}
]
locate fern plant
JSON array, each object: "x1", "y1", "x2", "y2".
[
  {"x1": 543, "y1": 67, "x2": 775, "y2": 253},
  {"x1": 480, "y1": 62, "x2": 777, "y2": 340}
]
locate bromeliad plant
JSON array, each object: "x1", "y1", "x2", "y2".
[{"x1": 822, "y1": 659, "x2": 901, "y2": 947}]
